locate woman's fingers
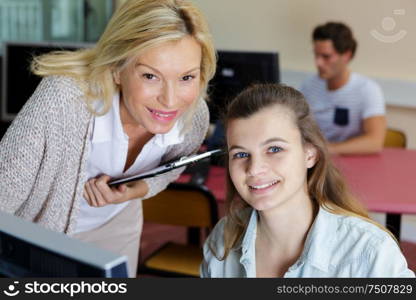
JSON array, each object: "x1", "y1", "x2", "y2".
[
  {"x1": 117, "y1": 184, "x2": 127, "y2": 193},
  {"x1": 85, "y1": 175, "x2": 127, "y2": 207},
  {"x1": 89, "y1": 178, "x2": 107, "y2": 207},
  {"x1": 84, "y1": 175, "x2": 129, "y2": 207},
  {"x1": 96, "y1": 175, "x2": 113, "y2": 195},
  {"x1": 84, "y1": 179, "x2": 98, "y2": 207}
]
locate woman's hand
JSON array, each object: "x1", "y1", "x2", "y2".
[{"x1": 83, "y1": 175, "x2": 148, "y2": 207}]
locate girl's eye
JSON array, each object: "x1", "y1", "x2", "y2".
[
  {"x1": 232, "y1": 152, "x2": 249, "y2": 159},
  {"x1": 268, "y1": 146, "x2": 283, "y2": 153},
  {"x1": 143, "y1": 73, "x2": 157, "y2": 80},
  {"x1": 182, "y1": 75, "x2": 195, "y2": 81}
]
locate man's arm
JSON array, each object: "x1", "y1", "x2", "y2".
[{"x1": 328, "y1": 115, "x2": 386, "y2": 155}]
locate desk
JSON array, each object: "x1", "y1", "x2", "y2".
[
  {"x1": 184, "y1": 148, "x2": 416, "y2": 241},
  {"x1": 333, "y1": 148, "x2": 416, "y2": 240}
]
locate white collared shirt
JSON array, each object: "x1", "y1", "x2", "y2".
[
  {"x1": 73, "y1": 94, "x2": 184, "y2": 233},
  {"x1": 201, "y1": 207, "x2": 415, "y2": 278}
]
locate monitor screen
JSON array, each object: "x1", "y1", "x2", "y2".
[
  {"x1": 1, "y1": 41, "x2": 93, "y2": 122},
  {"x1": 208, "y1": 50, "x2": 280, "y2": 123},
  {"x1": 0, "y1": 211, "x2": 128, "y2": 277}
]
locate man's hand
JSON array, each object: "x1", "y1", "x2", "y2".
[{"x1": 328, "y1": 116, "x2": 386, "y2": 155}]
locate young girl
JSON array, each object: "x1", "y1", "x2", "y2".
[{"x1": 201, "y1": 84, "x2": 414, "y2": 277}]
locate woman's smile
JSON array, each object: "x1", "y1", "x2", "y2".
[{"x1": 147, "y1": 107, "x2": 178, "y2": 123}]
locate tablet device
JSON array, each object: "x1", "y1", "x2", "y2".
[{"x1": 108, "y1": 149, "x2": 223, "y2": 187}]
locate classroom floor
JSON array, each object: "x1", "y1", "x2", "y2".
[{"x1": 138, "y1": 202, "x2": 416, "y2": 276}]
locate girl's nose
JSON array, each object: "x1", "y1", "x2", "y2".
[{"x1": 247, "y1": 155, "x2": 268, "y2": 177}]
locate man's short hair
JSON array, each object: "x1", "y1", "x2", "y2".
[{"x1": 313, "y1": 22, "x2": 357, "y2": 58}]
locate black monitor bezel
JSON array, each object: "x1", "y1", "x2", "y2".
[
  {"x1": 207, "y1": 50, "x2": 280, "y2": 123},
  {"x1": 1, "y1": 41, "x2": 93, "y2": 122}
]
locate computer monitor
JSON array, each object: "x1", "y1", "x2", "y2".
[
  {"x1": 208, "y1": 50, "x2": 280, "y2": 123},
  {"x1": 0, "y1": 210, "x2": 128, "y2": 277},
  {"x1": 1, "y1": 41, "x2": 93, "y2": 122}
]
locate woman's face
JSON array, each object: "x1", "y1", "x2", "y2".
[
  {"x1": 226, "y1": 104, "x2": 317, "y2": 213},
  {"x1": 115, "y1": 36, "x2": 202, "y2": 134}
]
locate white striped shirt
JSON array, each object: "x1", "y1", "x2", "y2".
[{"x1": 300, "y1": 73, "x2": 385, "y2": 142}]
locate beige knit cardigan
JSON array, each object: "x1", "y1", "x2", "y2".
[{"x1": 0, "y1": 76, "x2": 209, "y2": 234}]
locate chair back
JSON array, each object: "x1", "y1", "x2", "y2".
[
  {"x1": 384, "y1": 128, "x2": 406, "y2": 148},
  {"x1": 142, "y1": 183, "x2": 218, "y2": 229}
]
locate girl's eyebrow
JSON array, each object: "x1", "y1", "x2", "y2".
[
  {"x1": 228, "y1": 145, "x2": 245, "y2": 152},
  {"x1": 228, "y1": 137, "x2": 289, "y2": 151},
  {"x1": 261, "y1": 137, "x2": 288, "y2": 146},
  {"x1": 228, "y1": 138, "x2": 288, "y2": 152}
]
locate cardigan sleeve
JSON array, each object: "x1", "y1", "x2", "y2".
[
  {"x1": 0, "y1": 77, "x2": 54, "y2": 213},
  {"x1": 141, "y1": 99, "x2": 210, "y2": 200}
]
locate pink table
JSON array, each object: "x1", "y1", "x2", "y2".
[
  {"x1": 180, "y1": 148, "x2": 416, "y2": 240},
  {"x1": 333, "y1": 148, "x2": 416, "y2": 240},
  {"x1": 333, "y1": 148, "x2": 416, "y2": 215}
]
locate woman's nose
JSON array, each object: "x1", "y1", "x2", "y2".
[{"x1": 158, "y1": 82, "x2": 176, "y2": 108}]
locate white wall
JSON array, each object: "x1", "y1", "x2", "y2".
[
  {"x1": 192, "y1": 0, "x2": 416, "y2": 81},
  {"x1": 117, "y1": 0, "x2": 415, "y2": 81}
]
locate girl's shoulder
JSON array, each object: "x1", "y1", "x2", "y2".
[
  {"x1": 328, "y1": 209, "x2": 392, "y2": 243},
  {"x1": 326, "y1": 210, "x2": 413, "y2": 276},
  {"x1": 319, "y1": 208, "x2": 400, "y2": 263},
  {"x1": 204, "y1": 216, "x2": 227, "y2": 251},
  {"x1": 203, "y1": 208, "x2": 253, "y2": 258}
]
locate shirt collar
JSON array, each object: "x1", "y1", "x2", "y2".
[
  {"x1": 152, "y1": 119, "x2": 184, "y2": 147},
  {"x1": 237, "y1": 206, "x2": 335, "y2": 274},
  {"x1": 233, "y1": 208, "x2": 257, "y2": 268},
  {"x1": 291, "y1": 206, "x2": 336, "y2": 273},
  {"x1": 91, "y1": 94, "x2": 185, "y2": 147},
  {"x1": 91, "y1": 93, "x2": 125, "y2": 143}
]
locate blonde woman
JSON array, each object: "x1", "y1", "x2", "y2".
[
  {"x1": 0, "y1": 0, "x2": 216, "y2": 277},
  {"x1": 201, "y1": 84, "x2": 414, "y2": 277}
]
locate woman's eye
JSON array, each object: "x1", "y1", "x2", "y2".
[
  {"x1": 182, "y1": 75, "x2": 195, "y2": 81},
  {"x1": 143, "y1": 73, "x2": 157, "y2": 80},
  {"x1": 232, "y1": 152, "x2": 249, "y2": 159},
  {"x1": 268, "y1": 146, "x2": 283, "y2": 153}
]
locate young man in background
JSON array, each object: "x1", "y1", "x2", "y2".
[{"x1": 301, "y1": 22, "x2": 386, "y2": 155}]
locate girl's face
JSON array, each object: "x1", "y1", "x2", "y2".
[
  {"x1": 115, "y1": 36, "x2": 202, "y2": 134},
  {"x1": 226, "y1": 104, "x2": 317, "y2": 213}
]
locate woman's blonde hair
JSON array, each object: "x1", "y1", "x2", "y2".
[
  {"x1": 214, "y1": 83, "x2": 396, "y2": 260},
  {"x1": 31, "y1": 0, "x2": 216, "y2": 129}
]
